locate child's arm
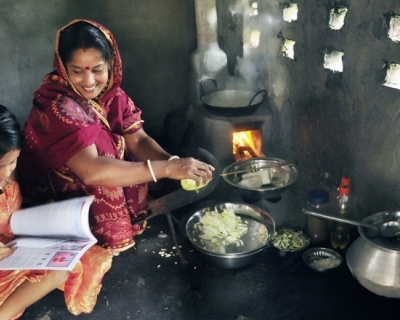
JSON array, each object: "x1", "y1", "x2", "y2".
[{"x1": 0, "y1": 242, "x2": 16, "y2": 261}]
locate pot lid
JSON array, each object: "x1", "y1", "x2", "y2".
[{"x1": 359, "y1": 211, "x2": 400, "y2": 251}]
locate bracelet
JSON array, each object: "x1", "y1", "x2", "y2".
[
  {"x1": 147, "y1": 159, "x2": 157, "y2": 182},
  {"x1": 167, "y1": 155, "x2": 180, "y2": 161}
]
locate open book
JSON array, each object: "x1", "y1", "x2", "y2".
[{"x1": 0, "y1": 196, "x2": 97, "y2": 271}]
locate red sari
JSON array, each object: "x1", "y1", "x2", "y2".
[
  {"x1": 0, "y1": 181, "x2": 112, "y2": 318},
  {"x1": 19, "y1": 20, "x2": 148, "y2": 251}
]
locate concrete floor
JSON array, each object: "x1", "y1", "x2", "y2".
[{"x1": 19, "y1": 179, "x2": 400, "y2": 320}]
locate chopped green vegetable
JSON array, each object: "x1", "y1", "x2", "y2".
[
  {"x1": 194, "y1": 208, "x2": 248, "y2": 248},
  {"x1": 271, "y1": 228, "x2": 310, "y2": 251}
]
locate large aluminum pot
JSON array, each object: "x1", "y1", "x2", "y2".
[
  {"x1": 346, "y1": 211, "x2": 400, "y2": 298},
  {"x1": 185, "y1": 202, "x2": 275, "y2": 269}
]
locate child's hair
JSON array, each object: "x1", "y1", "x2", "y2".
[{"x1": 0, "y1": 105, "x2": 23, "y2": 158}]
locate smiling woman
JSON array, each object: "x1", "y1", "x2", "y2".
[{"x1": 18, "y1": 20, "x2": 214, "y2": 254}]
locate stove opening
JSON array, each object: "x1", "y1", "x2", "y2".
[{"x1": 232, "y1": 122, "x2": 265, "y2": 161}]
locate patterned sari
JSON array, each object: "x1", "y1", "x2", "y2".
[
  {"x1": 0, "y1": 181, "x2": 112, "y2": 318},
  {"x1": 19, "y1": 20, "x2": 148, "y2": 251}
]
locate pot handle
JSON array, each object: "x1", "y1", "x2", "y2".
[
  {"x1": 248, "y1": 89, "x2": 268, "y2": 107},
  {"x1": 200, "y1": 78, "x2": 218, "y2": 97}
]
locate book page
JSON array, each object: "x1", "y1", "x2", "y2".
[
  {"x1": 0, "y1": 237, "x2": 96, "y2": 271},
  {"x1": 10, "y1": 196, "x2": 95, "y2": 240}
]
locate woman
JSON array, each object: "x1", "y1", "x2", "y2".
[
  {"x1": 19, "y1": 20, "x2": 214, "y2": 254},
  {"x1": 0, "y1": 105, "x2": 112, "y2": 319}
]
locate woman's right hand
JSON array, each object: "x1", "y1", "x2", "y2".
[
  {"x1": 0, "y1": 242, "x2": 17, "y2": 261},
  {"x1": 166, "y1": 157, "x2": 215, "y2": 186}
]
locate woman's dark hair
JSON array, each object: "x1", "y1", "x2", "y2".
[
  {"x1": 58, "y1": 21, "x2": 114, "y2": 65},
  {"x1": 0, "y1": 105, "x2": 23, "y2": 158}
]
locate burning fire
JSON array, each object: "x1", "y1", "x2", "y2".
[{"x1": 232, "y1": 129, "x2": 264, "y2": 160}]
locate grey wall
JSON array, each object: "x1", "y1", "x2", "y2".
[
  {"x1": 0, "y1": 0, "x2": 195, "y2": 136},
  {"x1": 217, "y1": 0, "x2": 400, "y2": 217}
]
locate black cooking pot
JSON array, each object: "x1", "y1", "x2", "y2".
[{"x1": 200, "y1": 78, "x2": 267, "y2": 116}]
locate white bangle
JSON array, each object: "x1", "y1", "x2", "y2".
[
  {"x1": 147, "y1": 159, "x2": 157, "y2": 182},
  {"x1": 167, "y1": 155, "x2": 180, "y2": 161}
]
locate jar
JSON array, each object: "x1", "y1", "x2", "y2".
[{"x1": 307, "y1": 190, "x2": 330, "y2": 244}]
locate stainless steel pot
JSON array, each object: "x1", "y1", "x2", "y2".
[{"x1": 346, "y1": 211, "x2": 400, "y2": 298}]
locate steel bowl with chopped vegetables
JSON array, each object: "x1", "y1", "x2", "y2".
[
  {"x1": 186, "y1": 202, "x2": 275, "y2": 269},
  {"x1": 271, "y1": 228, "x2": 310, "y2": 257}
]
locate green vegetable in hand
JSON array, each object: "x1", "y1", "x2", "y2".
[{"x1": 181, "y1": 177, "x2": 209, "y2": 191}]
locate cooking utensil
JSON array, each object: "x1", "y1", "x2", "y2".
[
  {"x1": 185, "y1": 202, "x2": 275, "y2": 269},
  {"x1": 302, "y1": 247, "x2": 342, "y2": 273},
  {"x1": 220, "y1": 161, "x2": 295, "y2": 177},
  {"x1": 271, "y1": 228, "x2": 310, "y2": 258},
  {"x1": 200, "y1": 78, "x2": 267, "y2": 116},
  {"x1": 221, "y1": 157, "x2": 298, "y2": 200},
  {"x1": 302, "y1": 209, "x2": 400, "y2": 238},
  {"x1": 346, "y1": 211, "x2": 400, "y2": 298}
]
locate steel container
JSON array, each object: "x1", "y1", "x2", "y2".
[
  {"x1": 346, "y1": 211, "x2": 400, "y2": 298},
  {"x1": 221, "y1": 157, "x2": 298, "y2": 200},
  {"x1": 186, "y1": 202, "x2": 275, "y2": 269}
]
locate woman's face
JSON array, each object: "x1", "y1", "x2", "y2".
[
  {"x1": 0, "y1": 149, "x2": 20, "y2": 186},
  {"x1": 66, "y1": 48, "x2": 109, "y2": 100}
]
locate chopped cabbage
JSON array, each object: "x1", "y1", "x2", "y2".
[{"x1": 194, "y1": 208, "x2": 248, "y2": 248}]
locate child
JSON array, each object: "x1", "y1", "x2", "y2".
[{"x1": 0, "y1": 105, "x2": 112, "y2": 319}]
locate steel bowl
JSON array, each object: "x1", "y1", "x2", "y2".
[
  {"x1": 221, "y1": 157, "x2": 298, "y2": 200},
  {"x1": 303, "y1": 247, "x2": 342, "y2": 273},
  {"x1": 270, "y1": 228, "x2": 310, "y2": 258},
  {"x1": 185, "y1": 202, "x2": 275, "y2": 269}
]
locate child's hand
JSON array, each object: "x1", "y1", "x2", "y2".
[{"x1": 0, "y1": 242, "x2": 17, "y2": 261}]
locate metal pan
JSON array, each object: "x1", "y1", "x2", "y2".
[{"x1": 200, "y1": 78, "x2": 267, "y2": 116}]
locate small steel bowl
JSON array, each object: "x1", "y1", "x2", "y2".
[
  {"x1": 302, "y1": 247, "x2": 343, "y2": 273},
  {"x1": 185, "y1": 202, "x2": 275, "y2": 269},
  {"x1": 271, "y1": 229, "x2": 310, "y2": 258},
  {"x1": 221, "y1": 157, "x2": 298, "y2": 200}
]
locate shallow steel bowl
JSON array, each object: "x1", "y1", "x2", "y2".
[
  {"x1": 303, "y1": 247, "x2": 342, "y2": 273},
  {"x1": 271, "y1": 229, "x2": 310, "y2": 258},
  {"x1": 185, "y1": 202, "x2": 275, "y2": 269},
  {"x1": 221, "y1": 157, "x2": 298, "y2": 200}
]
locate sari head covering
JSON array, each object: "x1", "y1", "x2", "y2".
[{"x1": 19, "y1": 20, "x2": 147, "y2": 251}]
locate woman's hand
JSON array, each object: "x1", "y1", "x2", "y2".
[
  {"x1": 0, "y1": 242, "x2": 17, "y2": 261},
  {"x1": 166, "y1": 157, "x2": 215, "y2": 186}
]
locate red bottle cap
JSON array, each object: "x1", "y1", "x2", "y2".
[
  {"x1": 339, "y1": 185, "x2": 350, "y2": 195},
  {"x1": 341, "y1": 177, "x2": 351, "y2": 186}
]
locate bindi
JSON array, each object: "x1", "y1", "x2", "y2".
[{"x1": 85, "y1": 66, "x2": 90, "y2": 70}]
